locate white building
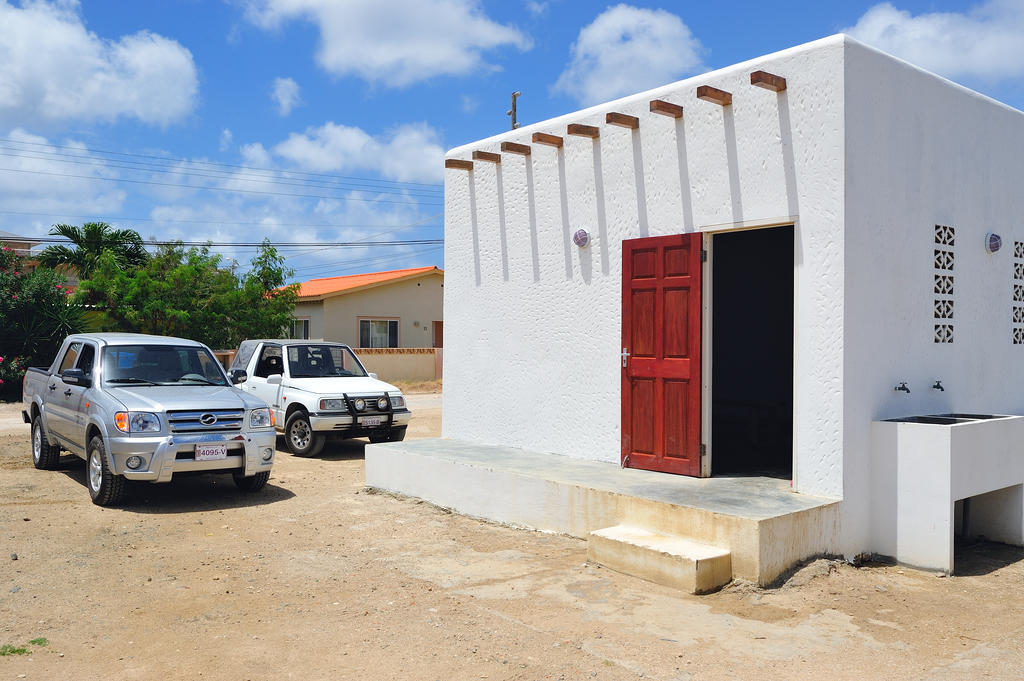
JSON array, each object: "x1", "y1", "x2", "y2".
[{"x1": 368, "y1": 35, "x2": 1024, "y2": 589}]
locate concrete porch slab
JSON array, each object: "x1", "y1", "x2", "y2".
[{"x1": 365, "y1": 438, "x2": 841, "y2": 585}]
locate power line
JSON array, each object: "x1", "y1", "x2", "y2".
[
  {"x1": 0, "y1": 166, "x2": 442, "y2": 206},
  {"x1": 0, "y1": 209, "x2": 441, "y2": 231},
  {"x1": 0, "y1": 148, "x2": 443, "y2": 200},
  {"x1": 15, "y1": 236, "x2": 443, "y2": 248},
  {"x1": 290, "y1": 245, "x2": 444, "y2": 276},
  {"x1": 0, "y1": 137, "x2": 443, "y2": 190}
]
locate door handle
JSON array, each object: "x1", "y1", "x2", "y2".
[
  {"x1": 621, "y1": 348, "x2": 630, "y2": 368},
  {"x1": 48, "y1": 384, "x2": 56, "y2": 391},
  {"x1": 64, "y1": 389, "x2": 72, "y2": 397}
]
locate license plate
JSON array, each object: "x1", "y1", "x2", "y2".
[
  {"x1": 360, "y1": 416, "x2": 383, "y2": 427},
  {"x1": 195, "y1": 444, "x2": 227, "y2": 461}
]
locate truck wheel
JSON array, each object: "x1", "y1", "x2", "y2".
[
  {"x1": 87, "y1": 436, "x2": 127, "y2": 506},
  {"x1": 233, "y1": 471, "x2": 270, "y2": 493},
  {"x1": 369, "y1": 426, "x2": 407, "y2": 444},
  {"x1": 285, "y1": 412, "x2": 325, "y2": 457},
  {"x1": 31, "y1": 415, "x2": 61, "y2": 470}
]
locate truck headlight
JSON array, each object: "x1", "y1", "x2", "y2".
[
  {"x1": 352, "y1": 398, "x2": 366, "y2": 412},
  {"x1": 250, "y1": 408, "x2": 273, "y2": 428},
  {"x1": 319, "y1": 398, "x2": 347, "y2": 410},
  {"x1": 390, "y1": 395, "x2": 405, "y2": 409},
  {"x1": 114, "y1": 412, "x2": 161, "y2": 433}
]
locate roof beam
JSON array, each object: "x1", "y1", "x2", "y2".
[
  {"x1": 532, "y1": 132, "x2": 564, "y2": 148},
  {"x1": 567, "y1": 123, "x2": 600, "y2": 138},
  {"x1": 649, "y1": 99, "x2": 683, "y2": 118},
  {"x1": 696, "y1": 85, "x2": 732, "y2": 106},
  {"x1": 606, "y1": 112, "x2": 639, "y2": 129},
  {"x1": 500, "y1": 141, "x2": 532, "y2": 156},
  {"x1": 444, "y1": 159, "x2": 473, "y2": 170},
  {"x1": 472, "y1": 150, "x2": 501, "y2": 164},
  {"x1": 750, "y1": 70, "x2": 787, "y2": 92}
]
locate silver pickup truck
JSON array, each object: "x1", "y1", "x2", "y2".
[{"x1": 22, "y1": 333, "x2": 277, "y2": 506}]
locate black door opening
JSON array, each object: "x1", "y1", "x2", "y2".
[{"x1": 711, "y1": 227, "x2": 794, "y2": 478}]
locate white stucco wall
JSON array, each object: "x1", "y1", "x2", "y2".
[
  {"x1": 844, "y1": 40, "x2": 1024, "y2": 556},
  {"x1": 443, "y1": 36, "x2": 846, "y2": 500}
]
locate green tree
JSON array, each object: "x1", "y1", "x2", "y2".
[
  {"x1": 79, "y1": 238, "x2": 298, "y2": 350},
  {"x1": 0, "y1": 242, "x2": 86, "y2": 399},
  {"x1": 37, "y1": 222, "x2": 148, "y2": 280}
]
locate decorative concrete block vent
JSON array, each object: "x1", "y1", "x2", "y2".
[
  {"x1": 1014, "y1": 242, "x2": 1024, "y2": 344},
  {"x1": 934, "y1": 225, "x2": 955, "y2": 343}
]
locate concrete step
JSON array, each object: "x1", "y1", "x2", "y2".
[{"x1": 587, "y1": 525, "x2": 732, "y2": 594}]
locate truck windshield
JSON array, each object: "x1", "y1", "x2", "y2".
[
  {"x1": 103, "y1": 345, "x2": 228, "y2": 386},
  {"x1": 286, "y1": 344, "x2": 368, "y2": 378}
]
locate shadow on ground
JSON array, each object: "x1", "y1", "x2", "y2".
[
  {"x1": 58, "y1": 457, "x2": 295, "y2": 513},
  {"x1": 954, "y1": 538, "x2": 1024, "y2": 576},
  {"x1": 274, "y1": 434, "x2": 368, "y2": 462}
]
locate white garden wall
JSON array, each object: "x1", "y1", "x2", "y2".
[{"x1": 443, "y1": 36, "x2": 846, "y2": 500}]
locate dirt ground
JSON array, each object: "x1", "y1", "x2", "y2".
[{"x1": 2, "y1": 396, "x2": 1024, "y2": 681}]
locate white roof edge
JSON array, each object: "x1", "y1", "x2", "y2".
[
  {"x1": 447, "y1": 31, "x2": 1024, "y2": 157},
  {"x1": 841, "y1": 34, "x2": 1024, "y2": 117},
  {"x1": 446, "y1": 33, "x2": 848, "y2": 157}
]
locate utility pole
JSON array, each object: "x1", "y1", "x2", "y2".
[{"x1": 506, "y1": 91, "x2": 521, "y2": 130}]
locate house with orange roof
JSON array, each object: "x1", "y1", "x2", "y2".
[{"x1": 290, "y1": 266, "x2": 444, "y2": 349}]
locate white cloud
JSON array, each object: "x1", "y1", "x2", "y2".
[
  {"x1": 460, "y1": 95, "x2": 479, "y2": 113},
  {"x1": 219, "y1": 129, "x2": 233, "y2": 152},
  {"x1": 845, "y1": 1, "x2": 1024, "y2": 82},
  {"x1": 0, "y1": 128, "x2": 126, "y2": 238},
  {"x1": 273, "y1": 121, "x2": 444, "y2": 183},
  {"x1": 552, "y1": 4, "x2": 706, "y2": 106},
  {"x1": 526, "y1": 1, "x2": 548, "y2": 16},
  {"x1": 240, "y1": 142, "x2": 273, "y2": 167},
  {"x1": 242, "y1": 0, "x2": 530, "y2": 86},
  {"x1": 145, "y1": 192, "x2": 440, "y2": 279},
  {"x1": 272, "y1": 76, "x2": 301, "y2": 116},
  {"x1": 0, "y1": 0, "x2": 199, "y2": 128}
]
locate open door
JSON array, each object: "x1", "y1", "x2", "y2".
[{"x1": 621, "y1": 233, "x2": 703, "y2": 476}]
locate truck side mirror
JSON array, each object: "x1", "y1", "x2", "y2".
[
  {"x1": 369, "y1": 372, "x2": 378, "y2": 379},
  {"x1": 266, "y1": 374, "x2": 283, "y2": 385},
  {"x1": 62, "y1": 368, "x2": 92, "y2": 388},
  {"x1": 230, "y1": 369, "x2": 248, "y2": 385}
]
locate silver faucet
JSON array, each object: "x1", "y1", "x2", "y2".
[{"x1": 894, "y1": 382, "x2": 911, "y2": 394}]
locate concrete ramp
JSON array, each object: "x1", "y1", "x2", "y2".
[{"x1": 365, "y1": 438, "x2": 840, "y2": 586}]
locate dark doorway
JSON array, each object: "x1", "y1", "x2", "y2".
[{"x1": 711, "y1": 227, "x2": 794, "y2": 478}]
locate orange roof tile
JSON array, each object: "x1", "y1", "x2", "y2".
[{"x1": 294, "y1": 266, "x2": 442, "y2": 299}]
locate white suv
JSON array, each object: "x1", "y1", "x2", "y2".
[{"x1": 230, "y1": 340, "x2": 411, "y2": 456}]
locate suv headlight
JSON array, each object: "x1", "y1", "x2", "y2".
[
  {"x1": 319, "y1": 398, "x2": 347, "y2": 410},
  {"x1": 390, "y1": 395, "x2": 405, "y2": 409},
  {"x1": 250, "y1": 408, "x2": 273, "y2": 428},
  {"x1": 114, "y1": 411, "x2": 161, "y2": 433}
]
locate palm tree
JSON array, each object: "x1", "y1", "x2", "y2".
[{"x1": 37, "y1": 222, "x2": 148, "y2": 280}]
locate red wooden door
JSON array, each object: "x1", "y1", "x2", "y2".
[{"x1": 621, "y1": 233, "x2": 702, "y2": 476}]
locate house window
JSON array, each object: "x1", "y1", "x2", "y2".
[
  {"x1": 359, "y1": 319, "x2": 399, "y2": 348},
  {"x1": 290, "y1": 318, "x2": 310, "y2": 340}
]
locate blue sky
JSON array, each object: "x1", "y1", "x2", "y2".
[{"x1": 2, "y1": 0, "x2": 1023, "y2": 283}]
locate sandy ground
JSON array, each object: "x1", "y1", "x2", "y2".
[{"x1": 2, "y1": 396, "x2": 1024, "y2": 681}]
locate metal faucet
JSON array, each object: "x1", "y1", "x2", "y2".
[
  {"x1": 894, "y1": 382, "x2": 911, "y2": 394},
  {"x1": 932, "y1": 380, "x2": 945, "y2": 391}
]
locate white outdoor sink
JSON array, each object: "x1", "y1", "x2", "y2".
[{"x1": 871, "y1": 413, "x2": 1024, "y2": 574}]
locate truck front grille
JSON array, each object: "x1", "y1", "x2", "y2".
[{"x1": 167, "y1": 409, "x2": 244, "y2": 433}]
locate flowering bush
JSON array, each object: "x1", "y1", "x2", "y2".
[{"x1": 0, "y1": 242, "x2": 86, "y2": 400}]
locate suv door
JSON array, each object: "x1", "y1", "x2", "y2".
[{"x1": 245, "y1": 344, "x2": 284, "y2": 412}]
